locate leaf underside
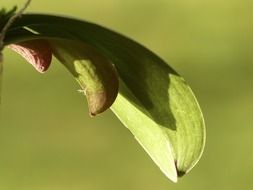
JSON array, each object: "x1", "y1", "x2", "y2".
[{"x1": 2, "y1": 13, "x2": 205, "y2": 182}]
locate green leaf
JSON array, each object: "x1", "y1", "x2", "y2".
[{"x1": 3, "y1": 14, "x2": 205, "y2": 182}]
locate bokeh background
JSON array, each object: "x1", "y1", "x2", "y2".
[{"x1": 1, "y1": 0, "x2": 253, "y2": 189}]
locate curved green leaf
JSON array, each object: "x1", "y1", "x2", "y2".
[{"x1": 2, "y1": 14, "x2": 205, "y2": 182}]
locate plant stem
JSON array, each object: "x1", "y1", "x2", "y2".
[
  {"x1": 0, "y1": 0, "x2": 32, "y2": 51},
  {"x1": 0, "y1": 0, "x2": 32, "y2": 103}
]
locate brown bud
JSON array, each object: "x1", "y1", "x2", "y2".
[{"x1": 8, "y1": 39, "x2": 52, "y2": 73}]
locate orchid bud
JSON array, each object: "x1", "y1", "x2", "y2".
[{"x1": 9, "y1": 39, "x2": 52, "y2": 73}]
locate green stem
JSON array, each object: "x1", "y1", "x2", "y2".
[
  {"x1": 0, "y1": 0, "x2": 32, "y2": 50},
  {"x1": 0, "y1": 0, "x2": 32, "y2": 103}
]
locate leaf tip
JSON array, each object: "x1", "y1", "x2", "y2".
[
  {"x1": 175, "y1": 160, "x2": 186, "y2": 178},
  {"x1": 86, "y1": 81, "x2": 118, "y2": 116}
]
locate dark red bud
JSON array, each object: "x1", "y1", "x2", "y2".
[{"x1": 9, "y1": 39, "x2": 52, "y2": 73}]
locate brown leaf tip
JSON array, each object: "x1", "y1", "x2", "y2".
[{"x1": 175, "y1": 160, "x2": 186, "y2": 177}]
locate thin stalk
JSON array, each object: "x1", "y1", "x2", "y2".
[
  {"x1": 0, "y1": 0, "x2": 32, "y2": 103},
  {"x1": 0, "y1": 0, "x2": 32, "y2": 50}
]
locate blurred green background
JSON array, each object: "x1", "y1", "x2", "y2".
[{"x1": 1, "y1": 0, "x2": 253, "y2": 189}]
